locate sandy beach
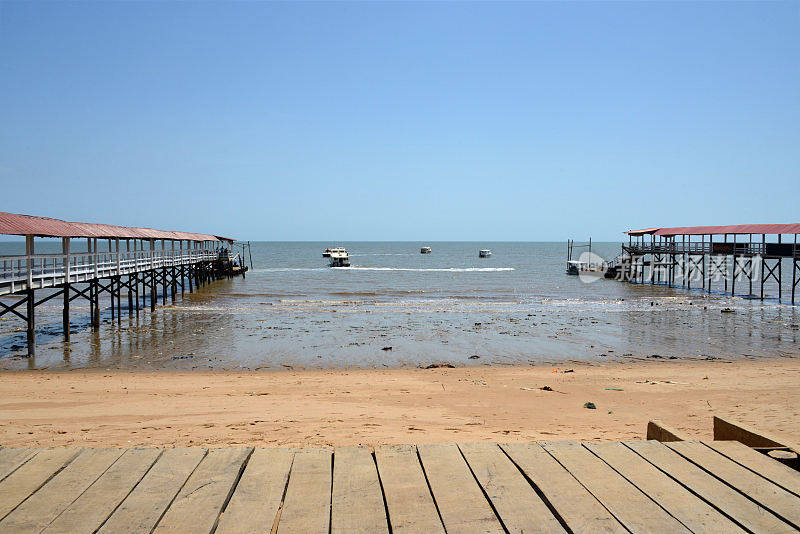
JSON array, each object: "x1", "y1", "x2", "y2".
[{"x1": 1, "y1": 358, "x2": 798, "y2": 448}]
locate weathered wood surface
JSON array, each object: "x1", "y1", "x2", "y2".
[
  {"x1": 216, "y1": 447, "x2": 294, "y2": 534},
  {"x1": 331, "y1": 446, "x2": 388, "y2": 534},
  {"x1": 501, "y1": 442, "x2": 625, "y2": 533},
  {"x1": 585, "y1": 441, "x2": 745, "y2": 533},
  {"x1": 276, "y1": 447, "x2": 332, "y2": 534},
  {"x1": 543, "y1": 440, "x2": 692, "y2": 533},
  {"x1": 627, "y1": 440, "x2": 797, "y2": 533},
  {"x1": 417, "y1": 442, "x2": 505, "y2": 534},
  {"x1": 153, "y1": 447, "x2": 252, "y2": 534},
  {"x1": 374, "y1": 444, "x2": 445, "y2": 534},
  {"x1": 458, "y1": 442, "x2": 565, "y2": 534},
  {"x1": 705, "y1": 439, "x2": 800, "y2": 497},
  {"x1": 0, "y1": 440, "x2": 798, "y2": 533},
  {"x1": 667, "y1": 440, "x2": 800, "y2": 529}
]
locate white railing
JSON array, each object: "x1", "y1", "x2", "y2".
[{"x1": 0, "y1": 248, "x2": 217, "y2": 295}]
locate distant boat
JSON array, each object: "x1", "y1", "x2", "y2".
[
  {"x1": 322, "y1": 247, "x2": 332, "y2": 258},
  {"x1": 420, "y1": 246, "x2": 432, "y2": 254},
  {"x1": 479, "y1": 249, "x2": 492, "y2": 258},
  {"x1": 329, "y1": 248, "x2": 350, "y2": 267}
]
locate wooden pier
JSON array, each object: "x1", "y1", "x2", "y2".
[
  {"x1": 0, "y1": 439, "x2": 799, "y2": 533},
  {"x1": 0, "y1": 211, "x2": 247, "y2": 357},
  {"x1": 618, "y1": 223, "x2": 800, "y2": 304}
]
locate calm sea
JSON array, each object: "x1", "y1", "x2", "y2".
[{"x1": 1, "y1": 241, "x2": 798, "y2": 370}]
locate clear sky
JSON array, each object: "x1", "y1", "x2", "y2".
[{"x1": 1, "y1": 1, "x2": 798, "y2": 241}]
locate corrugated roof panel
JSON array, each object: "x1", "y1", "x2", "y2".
[
  {"x1": 655, "y1": 224, "x2": 800, "y2": 236},
  {"x1": 0, "y1": 211, "x2": 224, "y2": 241}
]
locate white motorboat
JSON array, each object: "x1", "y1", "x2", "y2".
[
  {"x1": 420, "y1": 246, "x2": 432, "y2": 254},
  {"x1": 479, "y1": 249, "x2": 492, "y2": 258},
  {"x1": 329, "y1": 248, "x2": 350, "y2": 267}
]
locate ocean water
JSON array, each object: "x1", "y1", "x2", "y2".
[{"x1": 1, "y1": 241, "x2": 798, "y2": 370}]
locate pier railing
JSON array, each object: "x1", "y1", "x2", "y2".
[
  {"x1": 624, "y1": 242, "x2": 777, "y2": 257},
  {"x1": 0, "y1": 248, "x2": 216, "y2": 295}
]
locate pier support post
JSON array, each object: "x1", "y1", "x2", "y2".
[
  {"x1": 150, "y1": 271, "x2": 156, "y2": 312},
  {"x1": 63, "y1": 284, "x2": 70, "y2": 342},
  {"x1": 62, "y1": 237, "x2": 71, "y2": 342},
  {"x1": 26, "y1": 289, "x2": 35, "y2": 357},
  {"x1": 92, "y1": 280, "x2": 100, "y2": 329}
]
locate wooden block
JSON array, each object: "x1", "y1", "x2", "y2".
[
  {"x1": 374, "y1": 444, "x2": 444, "y2": 534},
  {"x1": 586, "y1": 441, "x2": 745, "y2": 533},
  {"x1": 627, "y1": 440, "x2": 795, "y2": 533},
  {"x1": 667, "y1": 441, "x2": 800, "y2": 528},
  {"x1": 0, "y1": 448, "x2": 37, "y2": 483},
  {"x1": 705, "y1": 440, "x2": 800, "y2": 497},
  {"x1": 542, "y1": 441, "x2": 690, "y2": 533},
  {"x1": 331, "y1": 446, "x2": 388, "y2": 534},
  {"x1": 153, "y1": 447, "x2": 252, "y2": 534},
  {"x1": 216, "y1": 448, "x2": 294, "y2": 534},
  {"x1": 42, "y1": 448, "x2": 162, "y2": 534},
  {"x1": 0, "y1": 448, "x2": 124, "y2": 533},
  {"x1": 459, "y1": 442, "x2": 565, "y2": 534},
  {"x1": 99, "y1": 447, "x2": 207, "y2": 534},
  {"x1": 417, "y1": 443, "x2": 504, "y2": 534},
  {"x1": 502, "y1": 442, "x2": 624, "y2": 533},
  {"x1": 0, "y1": 448, "x2": 81, "y2": 520},
  {"x1": 647, "y1": 420, "x2": 686, "y2": 442},
  {"x1": 277, "y1": 447, "x2": 332, "y2": 534},
  {"x1": 713, "y1": 416, "x2": 798, "y2": 452}
]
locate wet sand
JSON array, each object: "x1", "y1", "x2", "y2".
[{"x1": 1, "y1": 358, "x2": 798, "y2": 448}]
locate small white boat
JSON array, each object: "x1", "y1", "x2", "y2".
[
  {"x1": 322, "y1": 248, "x2": 332, "y2": 258},
  {"x1": 566, "y1": 260, "x2": 585, "y2": 275},
  {"x1": 420, "y1": 246, "x2": 432, "y2": 254},
  {"x1": 479, "y1": 249, "x2": 492, "y2": 258},
  {"x1": 329, "y1": 248, "x2": 350, "y2": 267}
]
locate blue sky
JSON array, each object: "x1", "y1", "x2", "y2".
[{"x1": 1, "y1": 1, "x2": 798, "y2": 241}]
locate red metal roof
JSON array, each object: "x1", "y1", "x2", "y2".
[
  {"x1": 0, "y1": 211, "x2": 224, "y2": 241},
  {"x1": 627, "y1": 224, "x2": 800, "y2": 236}
]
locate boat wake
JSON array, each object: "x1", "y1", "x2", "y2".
[{"x1": 331, "y1": 267, "x2": 515, "y2": 272}]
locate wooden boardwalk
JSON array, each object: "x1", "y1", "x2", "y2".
[{"x1": 1, "y1": 440, "x2": 799, "y2": 533}]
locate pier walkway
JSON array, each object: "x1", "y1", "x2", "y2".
[
  {"x1": 1, "y1": 440, "x2": 799, "y2": 533},
  {"x1": 0, "y1": 211, "x2": 246, "y2": 357}
]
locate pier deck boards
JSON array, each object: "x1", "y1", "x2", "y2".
[{"x1": 1, "y1": 440, "x2": 799, "y2": 533}]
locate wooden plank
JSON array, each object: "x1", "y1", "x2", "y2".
[
  {"x1": 42, "y1": 448, "x2": 162, "y2": 534},
  {"x1": 586, "y1": 441, "x2": 745, "y2": 533},
  {"x1": 0, "y1": 448, "x2": 124, "y2": 533},
  {"x1": 713, "y1": 415, "x2": 798, "y2": 452},
  {"x1": 216, "y1": 448, "x2": 294, "y2": 534},
  {"x1": 501, "y1": 443, "x2": 624, "y2": 533},
  {"x1": 416, "y1": 442, "x2": 504, "y2": 534},
  {"x1": 459, "y1": 442, "x2": 565, "y2": 534},
  {"x1": 646, "y1": 420, "x2": 686, "y2": 442},
  {"x1": 98, "y1": 447, "x2": 207, "y2": 534},
  {"x1": 627, "y1": 440, "x2": 796, "y2": 533},
  {"x1": 0, "y1": 448, "x2": 80, "y2": 520},
  {"x1": 374, "y1": 444, "x2": 444, "y2": 534},
  {"x1": 0, "y1": 448, "x2": 37, "y2": 483},
  {"x1": 542, "y1": 441, "x2": 690, "y2": 533},
  {"x1": 277, "y1": 447, "x2": 332, "y2": 534},
  {"x1": 667, "y1": 440, "x2": 800, "y2": 528},
  {"x1": 153, "y1": 447, "x2": 252, "y2": 534},
  {"x1": 705, "y1": 440, "x2": 800, "y2": 497},
  {"x1": 331, "y1": 446, "x2": 389, "y2": 534}
]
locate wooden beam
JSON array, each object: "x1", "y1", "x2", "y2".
[
  {"x1": 646, "y1": 420, "x2": 686, "y2": 442},
  {"x1": 713, "y1": 416, "x2": 799, "y2": 454}
]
